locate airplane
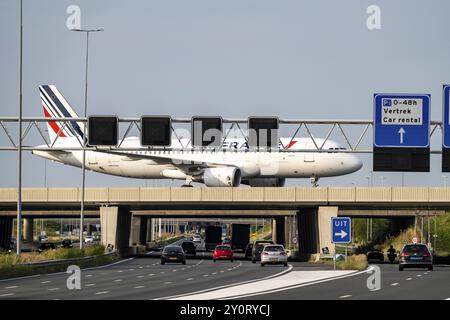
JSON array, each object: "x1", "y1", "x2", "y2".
[{"x1": 32, "y1": 85, "x2": 363, "y2": 187}]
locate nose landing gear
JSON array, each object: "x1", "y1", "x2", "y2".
[{"x1": 310, "y1": 176, "x2": 319, "y2": 187}]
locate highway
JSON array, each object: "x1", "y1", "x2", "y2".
[{"x1": 1, "y1": 254, "x2": 449, "y2": 300}]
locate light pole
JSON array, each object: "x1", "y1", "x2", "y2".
[
  {"x1": 16, "y1": 0, "x2": 24, "y2": 255},
  {"x1": 71, "y1": 28, "x2": 104, "y2": 248}
]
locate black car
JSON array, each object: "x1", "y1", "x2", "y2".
[
  {"x1": 367, "y1": 250, "x2": 384, "y2": 262},
  {"x1": 251, "y1": 240, "x2": 274, "y2": 263},
  {"x1": 61, "y1": 239, "x2": 73, "y2": 248},
  {"x1": 38, "y1": 242, "x2": 56, "y2": 253},
  {"x1": 181, "y1": 241, "x2": 196, "y2": 257},
  {"x1": 161, "y1": 245, "x2": 186, "y2": 265},
  {"x1": 244, "y1": 243, "x2": 253, "y2": 259},
  {"x1": 399, "y1": 244, "x2": 433, "y2": 271}
]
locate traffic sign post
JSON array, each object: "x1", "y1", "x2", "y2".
[
  {"x1": 442, "y1": 85, "x2": 450, "y2": 172},
  {"x1": 373, "y1": 94, "x2": 431, "y2": 172},
  {"x1": 331, "y1": 217, "x2": 352, "y2": 270}
]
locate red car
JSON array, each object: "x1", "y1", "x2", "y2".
[{"x1": 213, "y1": 245, "x2": 234, "y2": 262}]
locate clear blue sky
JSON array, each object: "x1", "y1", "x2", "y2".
[{"x1": 1, "y1": 0, "x2": 450, "y2": 187}]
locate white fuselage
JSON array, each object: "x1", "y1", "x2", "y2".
[{"x1": 32, "y1": 137, "x2": 362, "y2": 181}]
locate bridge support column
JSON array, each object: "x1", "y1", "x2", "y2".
[
  {"x1": 297, "y1": 206, "x2": 338, "y2": 260},
  {"x1": 0, "y1": 217, "x2": 13, "y2": 249},
  {"x1": 140, "y1": 216, "x2": 150, "y2": 245},
  {"x1": 100, "y1": 206, "x2": 132, "y2": 252},
  {"x1": 23, "y1": 218, "x2": 34, "y2": 243},
  {"x1": 271, "y1": 217, "x2": 285, "y2": 246}
]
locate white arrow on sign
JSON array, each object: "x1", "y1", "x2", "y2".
[
  {"x1": 334, "y1": 230, "x2": 348, "y2": 239},
  {"x1": 398, "y1": 127, "x2": 406, "y2": 144}
]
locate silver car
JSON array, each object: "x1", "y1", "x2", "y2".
[{"x1": 260, "y1": 245, "x2": 288, "y2": 267}]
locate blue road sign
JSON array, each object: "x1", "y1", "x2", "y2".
[
  {"x1": 331, "y1": 217, "x2": 351, "y2": 244},
  {"x1": 374, "y1": 94, "x2": 430, "y2": 148},
  {"x1": 443, "y1": 85, "x2": 450, "y2": 148}
]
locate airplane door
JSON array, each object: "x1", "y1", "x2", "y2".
[{"x1": 303, "y1": 142, "x2": 315, "y2": 162}]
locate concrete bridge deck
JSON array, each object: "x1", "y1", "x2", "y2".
[{"x1": 0, "y1": 187, "x2": 449, "y2": 211}]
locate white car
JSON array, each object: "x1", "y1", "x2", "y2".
[
  {"x1": 84, "y1": 236, "x2": 94, "y2": 243},
  {"x1": 260, "y1": 245, "x2": 288, "y2": 267}
]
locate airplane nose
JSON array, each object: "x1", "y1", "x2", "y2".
[{"x1": 351, "y1": 155, "x2": 363, "y2": 172}]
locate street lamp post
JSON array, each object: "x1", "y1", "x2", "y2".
[
  {"x1": 71, "y1": 28, "x2": 104, "y2": 249},
  {"x1": 16, "y1": 0, "x2": 23, "y2": 255}
]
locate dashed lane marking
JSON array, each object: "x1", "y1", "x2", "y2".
[
  {"x1": 339, "y1": 295, "x2": 352, "y2": 299},
  {"x1": 41, "y1": 281, "x2": 51, "y2": 284},
  {"x1": 0, "y1": 293, "x2": 14, "y2": 297},
  {"x1": 95, "y1": 291, "x2": 109, "y2": 295},
  {"x1": 85, "y1": 284, "x2": 96, "y2": 287},
  {"x1": 186, "y1": 278, "x2": 194, "y2": 281},
  {"x1": 5, "y1": 286, "x2": 18, "y2": 289},
  {"x1": 114, "y1": 279, "x2": 122, "y2": 282},
  {"x1": 48, "y1": 288, "x2": 60, "y2": 291},
  {"x1": 134, "y1": 286, "x2": 145, "y2": 289},
  {"x1": 391, "y1": 283, "x2": 399, "y2": 286},
  {"x1": 406, "y1": 278, "x2": 412, "y2": 281}
]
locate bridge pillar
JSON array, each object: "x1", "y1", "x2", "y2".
[
  {"x1": 100, "y1": 206, "x2": 132, "y2": 252},
  {"x1": 297, "y1": 206, "x2": 338, "y2": 260},
  {"x1": 140, "y1": 216, "x2": 150, "y2": 245},
  {"x1": 271, "y1": 217, "x2": 286, "y2": 246},
  {"x1": 0, "y1": 217, "x2": 13, "y2": 249},
  {"x1": 23, "y1": 218, "x2": 34, "y2": 243}
]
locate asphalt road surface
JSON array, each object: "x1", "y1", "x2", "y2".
[{"x1": 0, "y1": 256, "x2": 449, "y2": 300}]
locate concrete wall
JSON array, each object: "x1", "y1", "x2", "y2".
[
  {"x1": 2, "y1": 187, "x2": 450, "y2": 205},
  {"x1": 100, "y1": 206, "x2": 132, "y2": 252},
  {"x1": 0, "y1": 217, "x2": 12, "y2": 249}
]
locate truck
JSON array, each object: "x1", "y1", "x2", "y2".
[
  {"x1": 205, "y1": 226, "x2": 222, "y2": 251},
  {"x1": 231, "y1": 224, "x2": 250, "y2": 252}
]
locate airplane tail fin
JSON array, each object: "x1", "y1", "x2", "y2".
[{"x1": 39, "y1": 85, "x2": 86, "y2": 145}]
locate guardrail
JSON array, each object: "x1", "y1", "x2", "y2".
[{"x1": 17, "y1": 251, "x2": 117, "y2": 267}]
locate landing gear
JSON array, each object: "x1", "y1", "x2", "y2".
[
  {"x1": 310, "y1": 176, "x2": 319, "y2": 187},
  {"x1": 181, "y1": 176, "x2": 194, "y2": 187}
]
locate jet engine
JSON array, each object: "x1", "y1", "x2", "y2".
[{"x1": 196, "y1": 167, "x2": 242, "y2": 187}]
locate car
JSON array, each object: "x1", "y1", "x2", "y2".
[
  {"x1": 84, "y1": 235, "x2": 94, "y2": 243},
  {"x1": 61, "y1": 239, "x2": 73, "y2": 248},
  {"x1": 251, "y1": 240, "x2": 274, "y2": 263},
  {"x1": 367, "y1": 250, "x2": 384, "y2": 262},
  {"x1": 191, "y1": 234, "x2": 202, "y2": 243},
  {"x1": 222, "y1": 237, "x2": 231, "y2": 245},
  {"x1": 38, "y1": 242, "x2": 56, "y2": 253},
  {"x1": 213, "y1": 245, "x2": 234, "y2": 262},
  {"x1": 161, "y1": 245, "x2": 186, "y2": 265},
  {"x1": 38, "y1": 235, "x2": 49, "y2": 242},
  {"x1": 399, "y1": 244, "x2": 433, "y2": 271},
  {"x1": 260, "y1": 244, "x2": 288, "y2": 267},
  {"x1": 180, "y1": 240, "x2": 196, "y2": 257},
  {"x1": 244, "y1": 243, "x2": 253, "y2": 259}
]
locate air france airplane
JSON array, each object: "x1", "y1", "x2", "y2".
[{"x1": 32, "y1": 85, "x2": 363, "y2": 187}]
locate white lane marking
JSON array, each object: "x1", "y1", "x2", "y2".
[
  {"x1": 129, "y1": 269, "x2": 135, "y2": 271},
  {"x1": 134, "y1": 286, "x2": 144, "y2": 289},
  {"x1": 172, "y1": 270, "x2": 177, "y2": 272},
  {"x1": 211, "y1": 273, "x2": 217, "y2": 275},
  {"x1": 445, "y1": 298, "x2": 450, "y2": 300},
  {"x1": 203, "y1": 275, "x2": 209, "y2": 277},
  {"x1": 406, "y1": 278, "x2": 412, "y2": 281},
  {"x1": 0, "y1": 293, "x2": 14, "y2": 297},
  {"x1": 41, "y1": 281, "x2": 51, "y2": 284},
  {"x1": 148, "y1": 274, "x2": 155, "y2": 276},
  {"x1": 48, "y1": 288, "x2": 60, "y2": 291},
  {"x1": 95, "y1": 291, "x2": 109, "y2": 295},
  {"x1": 157, "y1": 264, "x2": 293, "y2": 300},
  {"x1": 339, "y1": 295, "x2": 352, "y2": 299},
  {"x1": 114, "y1": 279, "x2": 122, "y2": 282},
  {"x1": 186, "y1": 278, "x2": 194, "y2": 281},
  {"x1": 139, "y1": 267, "x2": 143, "y2": 269},
  {"x1": 117, "y1": 270, "x2": 123, "y2": 273},
  {"x1": 85, "y1": 284, "x2": 96, "y2": 287},
  {"x1": 5, "y1": 286, "x2": 18, "y2": 289},
  {"x1": 417, "y1": 274, "x2": 422, "y2": 277},
  {"x1": 391, "y1": 283, "x2": 399, "y2": 286},
  {"x1": 227, "y1": 268, "x2": 233, "y2": 271},
  {"x1": 181, "y1": 268, "x2": 186, "y2": 271},
  {"x1": 160, "y1": 272, "x2": 165, "y2": 274},
  {"x1": 164, "y1": 282, "x2": 172, "y2": 285},
  {"x1": 220, "y1": 270, "x2": 225, "y2": 273},
  {"x1": 137, "y1": 276, "x2": 144, "y2": 279},
  {"x1": 85, "y1": 275, "x2": 92, "y2": 278}
]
